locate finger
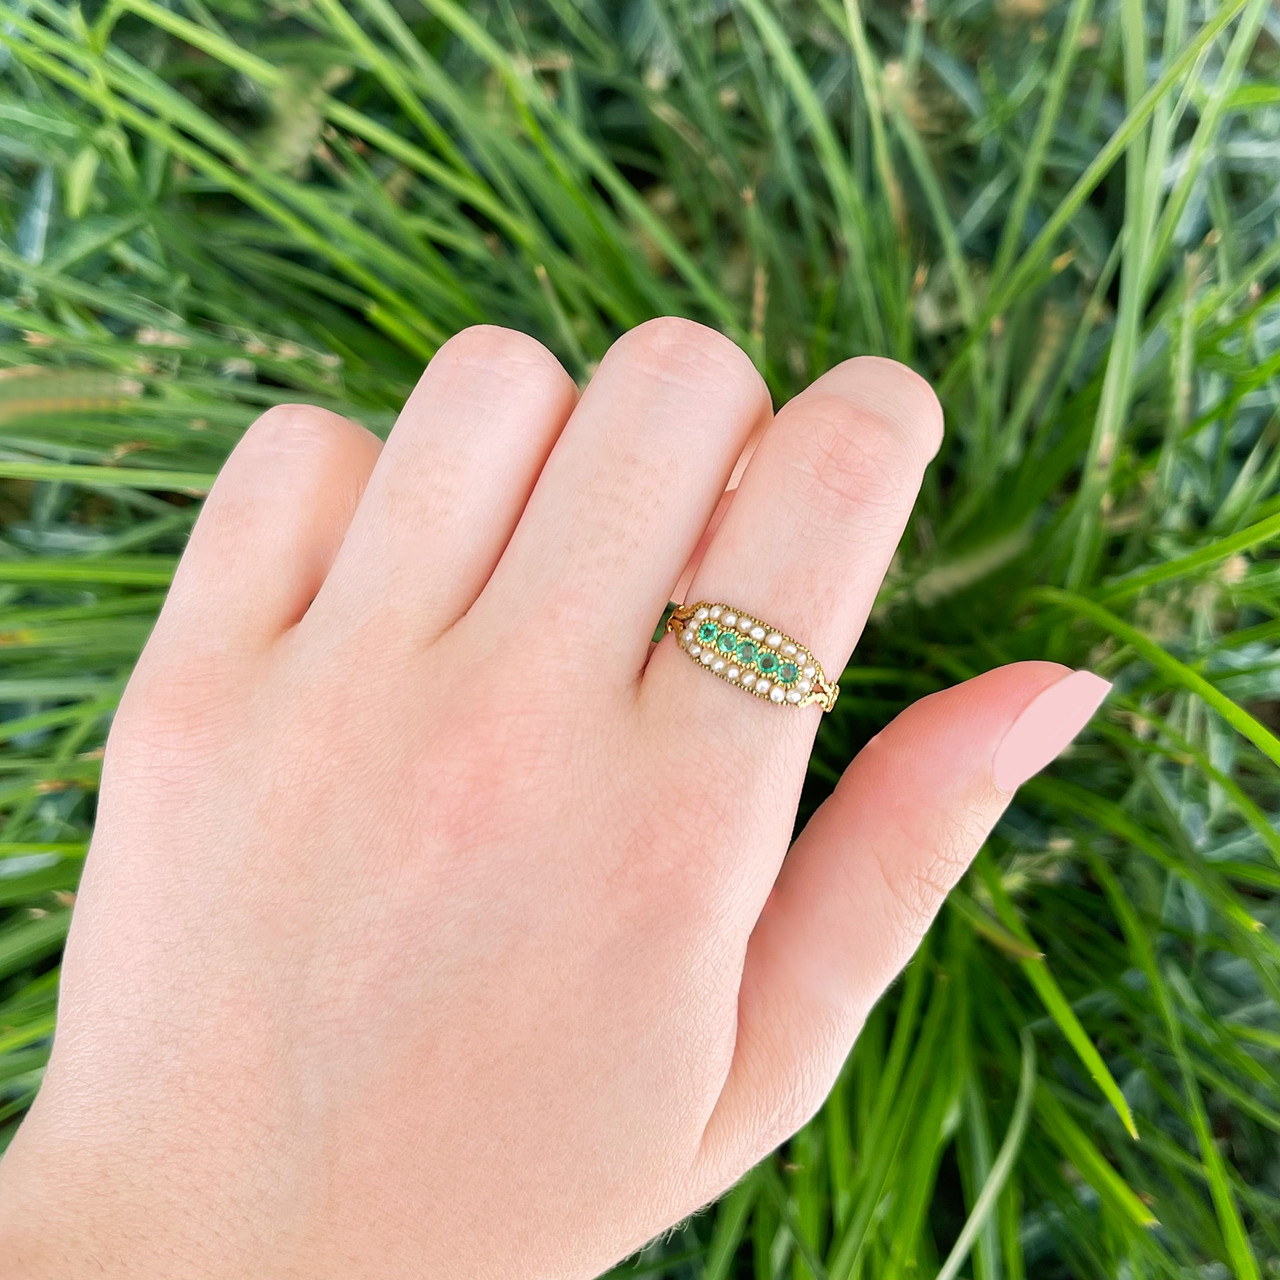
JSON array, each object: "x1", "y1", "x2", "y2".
[
  {"x1": 695, "y1": 662, "x2": 1112, "y2": 1178},
  {"x1": 639, "y1": 357, "x2": 943, "y2": 775},
  {"x1": 154, "y1": 404, "x2": 381, "y2": 654},
  {"x1": 476, "y1": 317, "x2": 772, "y2": 672},
  {"x1": 308, "y1": 325, "x2": 579, "y2": 642},
  {"x1": 669, "y1": 410, "x2": 769, "y2": 605}
]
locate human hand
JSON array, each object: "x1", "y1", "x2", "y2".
[{"x1": 0, "y1": 319, "x2": 1109, "y2": 1279}]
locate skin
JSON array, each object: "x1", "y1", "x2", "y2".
[{"x1": 0, "y1": 319, "x2": 1100, "y2": 1279}]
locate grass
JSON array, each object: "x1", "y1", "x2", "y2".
[{"x1": 1, "y1": 0, "x2": 1278, "y2": 1274}]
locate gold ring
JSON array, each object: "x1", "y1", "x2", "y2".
[{"x1": 665, "y1": 601, "x2": 839, "y2": 711}]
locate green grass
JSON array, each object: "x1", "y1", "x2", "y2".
[{"x1": 1, "y1": 0, "x2": 1278, "y2": 1274}]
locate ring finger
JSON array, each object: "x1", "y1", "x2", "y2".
[{"x1": 640, "y1": 355, "x2": 943, "y2": 848}]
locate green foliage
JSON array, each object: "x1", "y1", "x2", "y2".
[{"x1": 1, "y1": 0, "x2": 1278, "y2": 1274}]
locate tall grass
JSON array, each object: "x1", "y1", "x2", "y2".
[{"x1": 1, "y1": 1, "x2": 1278, "y2": 1274}]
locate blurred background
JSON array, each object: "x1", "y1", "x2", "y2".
[{"x1": 1, "y1": 1, "x2": 1278, "y2": 1275}]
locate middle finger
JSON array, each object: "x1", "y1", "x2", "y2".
[{"x1": 473, "y1": 317, "x2": 772, "y2": 674}]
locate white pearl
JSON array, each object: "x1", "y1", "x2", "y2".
[
  {"x1": 796, "y1": 678, "x2": 812, "y2": 693},
  {"x1": 741, "y1": 671, "x2": 756, "y2": 687},
  {"x1": 738, "y1": 617, "x2": 753, "y2": 632},
  {"x1": 786, "y1": 689, "x2": 802, "y2": 703},
  {"x1": 750, "y1": 625, "x2": 766, "y2": 641},
  {"x1": 722, "y1": 613, "x2": 736, "y2": 626},
  {"x1": 681, "y1": 628, "x2": 695, "y2": 644},
  {"x1": 709, "y1": 605, "x2": 722, "y2": 619},
  {"x1": 782, "y1": 642, "x2": 798, "y2": 656},
  {"x1": 695, "y1": 607, "x2": 710, "y2": 620},
  {"x1": 770, "y1": 686, "x2": 786, "y2": 702},
  {"x1": 765, "y1": 632, "x2": 782, "y2": 648},
  {"x1": 711, "y1": 658, "x2": 726, "y2": 672},
  {"x1": 802, "y1": 665, "x2": 816, "y2": 678},
  {"x1": 699, "y1": 649, "x2": 714, "y2": 665},
  {"x1": 756, "y1": 679, "x2": 771, "y2": 694},
  {"x1": 726, "y1": 665, "x2": 740, "y2": 680},
  {"x1": 688, "y1": 644, "x2": 701, "y2": 657}
]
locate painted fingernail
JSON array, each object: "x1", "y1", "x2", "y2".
[{"x1": 991, "y1": 670, "x2": 1112, "y2": 793}]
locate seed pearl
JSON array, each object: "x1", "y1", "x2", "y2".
[
  {"x1": 681, "y1": 628, "x2": 695, "y2": 643},
  {"x1": 695, "y1": 607, "x2": 710, "y2": 620},
  {"x1": 765, "y1": 631, "x2": 782, "y2": 648},
  {"x1": 699, "y1": 649, "x2": 714, "y2": 665},
  {"x1": 802, "y1": 665, "x2": 816, "y2": 678},
  {"x1": 711, "y1": 658, "x2": 726, "y2": 672},
  {"x1": 756, "y1": 678, "x2": 771, "y2": 694},
  {"x1": 688, "y1": 644, "x2": 701, "y2": 657},
  {"x1": 738, "y1": 617, "x2": 753, "y2": 632},
  {"x1": 785, "y1": 690, "x2": 802, "y2": 703},
  {"x1": 709, "y1": 605, "x2": 722, "y2": 619},
  {"x1": 781, "y1": 642, "x2": 798, "y2": 657},
  {"x1": 796, "y1": 678, "x2": 812, "y2": 693},
  {"x1": 750, "y1": 625, "x2": 766, "y2": 641},
  {"x1": 726, "y1": 665, "x2": 740, "y2": 680},
  {"x1": 770, "y1": 686, "x2": 786, "y2": 703},
  {"x1": 722, "y1": 612, "x2": 737, "y2": 626},
  {"x1": 741, "y1": 671, "x2": 757, "y2": 687}
]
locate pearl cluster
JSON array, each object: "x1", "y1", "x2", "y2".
[{"x1": 676, "y1": 603, "x2": 820, "y2": 705}]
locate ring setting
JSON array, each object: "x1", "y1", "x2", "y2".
[{"x1": 665, "y1": 601, "x2": 839, "y2": 711}]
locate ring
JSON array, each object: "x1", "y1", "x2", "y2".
[{"x1": 665, "y1": 601, "x2": 839, "y2": 711}]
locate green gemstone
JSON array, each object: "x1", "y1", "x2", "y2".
[
  {"x1": 777, "y1": 661, "x2": 799, "y2": 685},
  {"x1": 716, "y1": 631, "x2": 739, "y2": 654},
  {"x1": 757, "y1": 650, "x2": 780, "y2": 675},
  {"x1": 697, "y1": 621, "x2": 719, "y2": 643},
  {"x1": 737, "y1": 640, "x2": 758, "y2": 666}
]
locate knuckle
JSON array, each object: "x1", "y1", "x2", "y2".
[
  {"x1": 206, "y1": 406, "x2": 375, "y2": 533},
  {"x1": 730, "y1": 1010, "x2": 844, "y2": 1159},
  {"x1": 240, "y1": 403, "x2": 359, "y2": 459},
  {"x1": 876, "y1": 854, "x2": 940, "y2": 942},
  {"x1": 434, "y1": 324, "x2": 569, "y2": 388},
  {"x1": 760, "y1": 1064, "x2": 833, "y2": 1151},
  {"x1": 853, "y1": 724, "x2": 991, "y2": 953},
  {"x1": 824, "y1": 356, "x2": 945, "y2": 459},
  {"x1": 609, "y1": 316, "x2": 769, "y2": 407},
  {"x1": 942, "y1": 800, "x2": 997, "y2": 878},
  {"x1": 785, "y1": 398, "x2": 923, "y2": 521},
  {"x1": 871, "y1": 818, "x2": 980, "y2": 950}
]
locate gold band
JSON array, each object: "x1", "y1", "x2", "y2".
[{"x1": 666, "y1": 601, "x2": 839, "y2": 711}]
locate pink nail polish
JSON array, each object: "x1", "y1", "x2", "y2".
[{"x1": 991, "y1": 670, "x2": 1112, "y2": 792}]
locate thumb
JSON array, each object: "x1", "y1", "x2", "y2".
[{"x1": 696, "y1": 660, "x2": 1111, "y2": 1179}]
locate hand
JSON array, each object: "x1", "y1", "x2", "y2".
[{"x1": 0, "y1": 319, "x2": 1108, "y2": 1279}]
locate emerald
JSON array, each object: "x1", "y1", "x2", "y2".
[
  {"x1": 716, "y1": 631, "x2": 739, "y2": 654},
  {"x1": 697, "y1": 621, "x2": 719, "y2": 644},
  {"x1": 756, "y1": 650, "x2": 780, "y2": 676},
  {"x1": 737, "y1": 640, "x2": 758, "y2": 666},
  {"x1": 777, "y1": 661, "x2": 799, "y2": 685}
]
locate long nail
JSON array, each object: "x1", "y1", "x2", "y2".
[{"x1": 991, "y1": 670, "x2": 1112, "y2": 793}]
